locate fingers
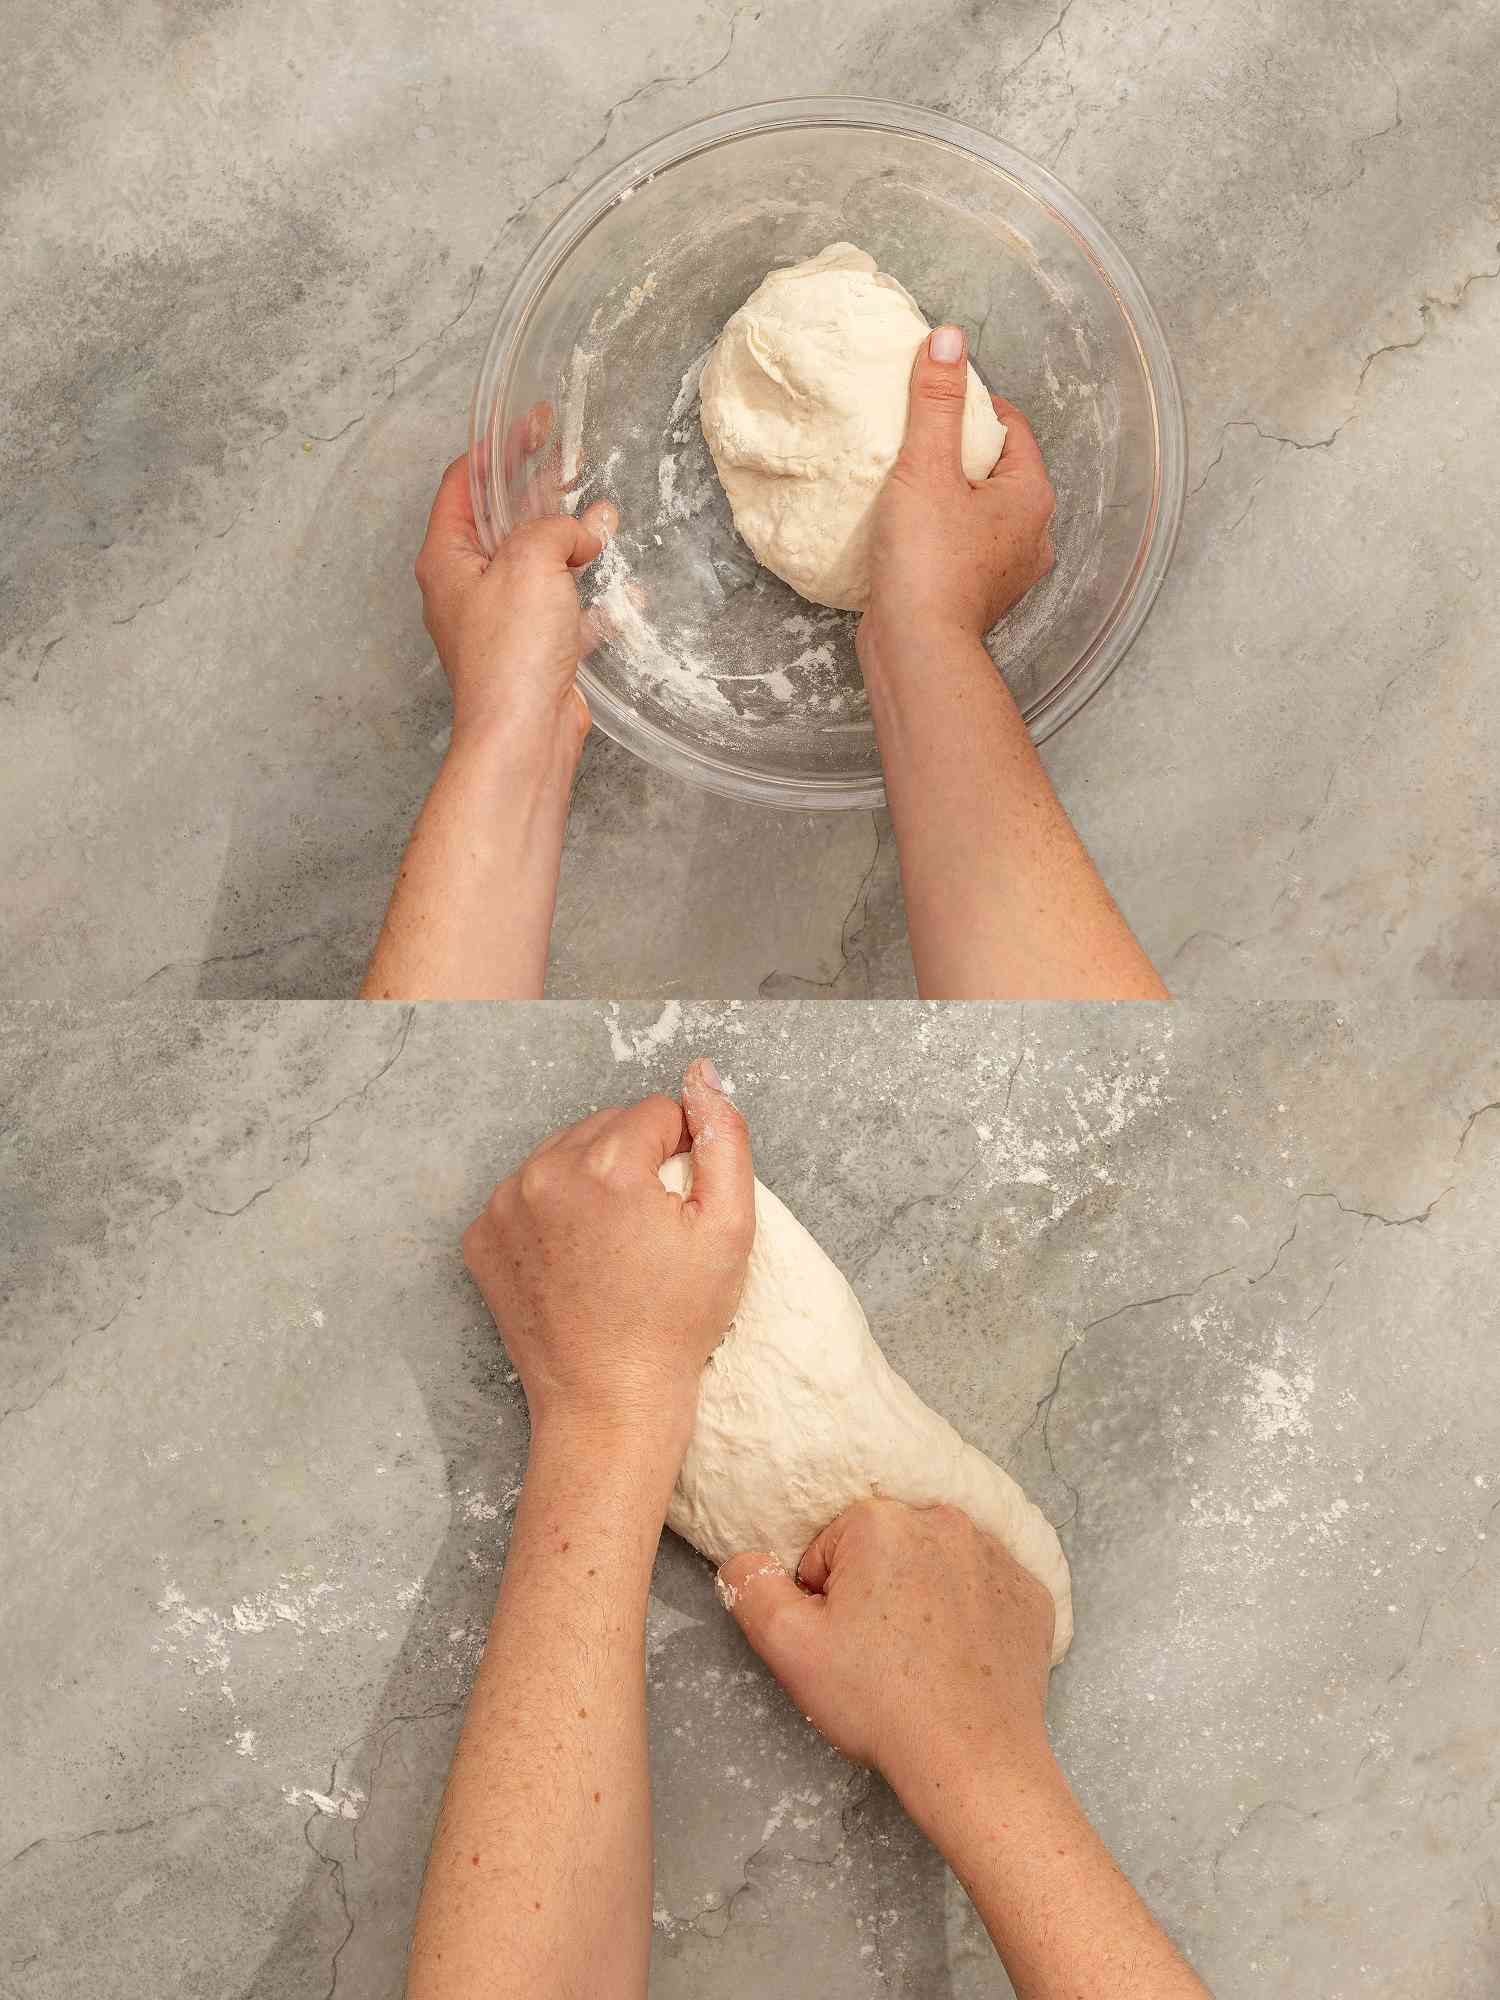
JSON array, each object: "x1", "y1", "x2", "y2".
[
  {"x1": 716, "y1": 1552, "x2": 818, "y2": 1674},
  {"x1": 589, "y1": 1091, "x2": 690, "y2": 1176},
  {"x1": 680, "y1": 1058, "x2": 754, "y2": 1243},
  {"x1": 988, "y1": 396, "x2": 1047, "y2": 478},
  {"x1": 500, "y1": 508, "x2": 616, "y2": 575},
  {"x1": 414, "y1": 454, "x2": 487, "y2": 597},
  {"x1": 897, "y1": 326, "x2": 973, "y2": 482},
  {"x1": 794, "y1": 1509, "x2": 858, "y2": 1593},
  {"x1": 574, "y1": 499, "x2": 619, "y2": 567},
  {"x1": 501, "y1": 401, "x2": 555, "y2": 483},
  {"x1": 527, "y1": 1107, "x2": 620, "y2": 1159}
]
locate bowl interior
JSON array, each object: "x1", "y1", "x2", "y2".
[{"x1": 481, "y1": 117, "x2": 1170, "y2": 807}]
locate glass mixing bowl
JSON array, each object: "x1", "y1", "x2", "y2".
[{"x1": 471, "y1": 98, "x2": 1185, "y2": 809}]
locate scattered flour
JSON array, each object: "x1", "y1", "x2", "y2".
[
  {"x1": 1245, "y1": 1365, "x2": 1314, "y2": 1444},
  {"x1": 558, "y1": 346, "x2": 593, "y2": 504},
  {"x1": 283, "y1": 1785, "x2": 365, "y2": 1821},
  {"x1": 607, "y1": 1000, "x2": 685, "y2": 1064}
]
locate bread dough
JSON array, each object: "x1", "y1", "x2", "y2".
[
  {"x1": 699, "y1": 242, "x2": 1007, "y2": 612},
  {"x1": 659, "y1": 1155, "x2": 1072, "y2": 1663}
]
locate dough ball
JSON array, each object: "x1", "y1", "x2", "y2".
[
  {"x1": 659, "y1": 1152, "x2": 1072, "y2": 1664},
  {"x1": 699, "y1": 241, "x2": 1007, "y2": 612}
]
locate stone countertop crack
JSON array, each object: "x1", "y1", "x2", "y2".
[
  {"x1": 1456, "y1": 1101, "x2": 1500, "y2": 1158},
  {"x1": 340, "y1": 1700, "x2": 466, "y2": 1866},
  {"x1": 105, "y1": 508, "x2": 247, "y2": 632},
  {"x1": 0, "y1": 1296, "x2": 130, "y2": 1433},
  {"x1": 1308, "y1": 72, "x2": 1404, "y2": 205},
  {"x1": 195, "y1": 1008, "x2": 415, "y2": 1223},
  {"x1": 759, "y1": 810, "x2": 883, "y2": 997},
  {"x1": 996, "y1": 0, "x2": 1081, "y2": 100},
  {"x1": 300, "y1": 1756, "x2": 356, "y2": 2000},
  {"x1": 847, "y1": 1144, "x2": 985, "y2": 1278},
  {"x1": 1252, "y1": 1184, "x2": 1451, "y2": 1289},
  {"x1": 129, "y1": 928, "x2": 343, "y2": 997},
  {"x1": 1, "y1": 1802, "x2": 219, "y2": 1874},
  {"x1": 1385, "y1": 1497, "x2": 1500, "y2": 1688},
  {"x1": 1266, "y1": 623, "x2": 1451, "y2": 924},
  {"x1": 1162, "y1": 928, "x2": 1250, "y2": 972},
  {"x1": 1002, "y1": 1041, "x2": 1029, "y2": 1119},
  {"x1": 301, "y1": 4, "x2": 759, "y2": 439},
  {"x1": 1190, "y1": 235, "x2": 1500, "y2": 498}
]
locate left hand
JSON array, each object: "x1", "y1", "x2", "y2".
[
  {"x1": 463, "y1": 1062, "x2": 755, "y2": 1444},
  {"x1": 413, "y1": 440, "x2": 618, "y2": 751}
]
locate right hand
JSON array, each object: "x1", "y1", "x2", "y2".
[
  {"x1": 859, "y1": 328, "x2": 1056, "y2": 662},
  {"x1": 718, "y1": 1498, "x2": 1056, "y2": 1805},
  {"x1": 463, "y1": 1061, "x2": 754, "y2": 1446}
]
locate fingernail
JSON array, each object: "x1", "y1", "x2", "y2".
[
  {"x1": 695, "y1": 1056, "x2": 723, "y2": 1092},
  {"x1": 930, "y1": 324, "x2": 964, "y2": 364}
]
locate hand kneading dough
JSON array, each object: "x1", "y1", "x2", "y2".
[
  {"x1": 659, "y1": 1154, "x2": 1072, "y2": 1663},
  {"x1": 699, "y1": 241, "x2": 1007, "y2": 611}
]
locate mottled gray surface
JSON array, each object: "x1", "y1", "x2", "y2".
[
  {"x1": 3, "y1": 2, "x2": 1498, "y2": 999},
  {"x1": 2, "y1": 1001, "x2": 1497, "y2": 1996}
]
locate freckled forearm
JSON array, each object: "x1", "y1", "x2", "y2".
[
  {"x1": 405, "y1": 1418, "x2": 688, "y2": 2000},
  {"x1": 360, "y1": 721, "x2": 583, "y2": 1002}
]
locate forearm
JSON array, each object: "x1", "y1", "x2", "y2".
[
  {"x1": 861, "y1": 624, "x2": 1167, "y2": 1000},
  {"x1": 406, "y1": 1415, "x2": 685, "y2": 2000},
  {"x1": 899, "y1": 1748, "x2": 1210, "y2": 2000},
  {"x1": 362, "y1": 720, "x2": 580, "y2": 1000}
]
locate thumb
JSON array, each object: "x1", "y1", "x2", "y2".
[
  {"x1": 717, "y1": 1552, "x2": 819, "y2": 1677},
  {"x1": 681, "y1": 1058, "x2": 753, "y2": 1238},
  {"x1": 898, "y1": 325, "x2": 970, "y2": 480},
  {"x1": 415, "y1": 453, "x2": 488, "y2": 597}
]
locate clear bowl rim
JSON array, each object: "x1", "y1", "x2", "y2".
[{"x1": 470, "y1": 95, "x2": 1186, "y2": 812}]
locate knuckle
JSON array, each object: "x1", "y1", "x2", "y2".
[
  {"x1": 516, "y1": 1156, "x2": 558, "y2": 1205},
  {"x1": 930, "y1": 1501, "x2": 974, "y2": 1537},
  {"x1": 506, "y1": 518, "x2": 555, "y2": 560},
  {"x1": 583, "y1": 1143, "x2": 633, "y2": 1189}
]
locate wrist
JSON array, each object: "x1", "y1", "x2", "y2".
[
  {"x1": 447, "y1": 698, "x2": 586, "y2": 776},
  {"x1": 529, "y1": 1394, "x2": 696, "y2": 1487},
  {"x1": 888, "y1": 1731, "x2": 1069, "y2": 1858},
  {"x1": 857, "y1": 609, "x2": 986, "y2": 682}
]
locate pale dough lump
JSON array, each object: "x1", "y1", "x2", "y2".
[
  {"x1": 699, "y1": 241, "x2": 1007, "y2": 612},
  {"x1": 659, "y1": 1154, "x2": 1073, "y2": 1664}
]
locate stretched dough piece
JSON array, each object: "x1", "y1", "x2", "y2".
[
  {"x1": 659, "y1": 1155, "x2": 1073, "y2": 1663},
  {"x1": 699, "y1": 241, "x2": 1007, "y2": 611}
]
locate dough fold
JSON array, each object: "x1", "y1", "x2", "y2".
[
  {"x1": 699, "y1": 241, "x2": 1006, "y2": 611},
  {"x1": 660, "y1": 1155, "x2": 1073, "y2": 1664}
]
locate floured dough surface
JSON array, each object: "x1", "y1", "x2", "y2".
[
  {"x1": 660, "y1": 1154, "x2": 1072, "y2": 1663},
  {"x1": 699, "y1": 242, "x2": 1007, "y2": 611}
]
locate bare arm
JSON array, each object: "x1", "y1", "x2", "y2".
[
  {"x1": 404, "y1": 1415, "x2": 678, "y2": 2000},
  {"x1": 860, "y1": 333, "x2": 1167, "y2": 1000},
  {"x1": 900, "y1": 1746, "x2": 1211, "y2": 1998},
  {"x1": 721, "y1": 1502, "x2": 1208, "y2": 1999},
  {"x1": 362, "y1": 719, "x2": 580, "y2": 1000},
  {"x1": 362, "y1": 451, "x2": 616, "y2": 1000},
  {"x1": 405, "y1": 1065, "x2": 754, "y2": 2000}
]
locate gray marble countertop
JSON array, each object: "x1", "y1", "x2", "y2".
[
  {"x1": 3, "y1": 1, "x2": 1498, "y2": 999},
  {"x1": 3, "y1": 1002, "x2": 1497, "y2": 1995}
]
